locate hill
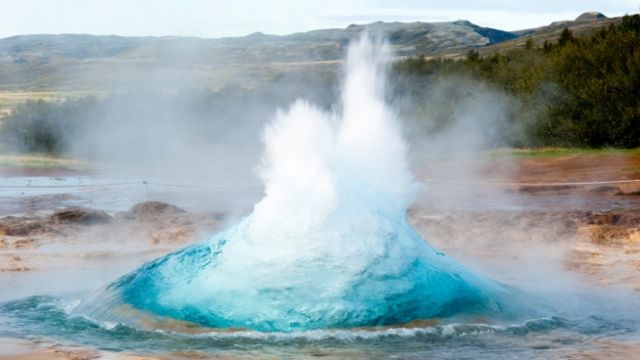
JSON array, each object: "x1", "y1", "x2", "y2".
[
  {"x1": 477, "y1": 12, "x2": 621, "y2": 56},
  {"x1": 0, "y1": 20, "x2": 514, "y2": 91},
  {"x1": 0, "y1": 12, "x2": 621, "y2": 92}
]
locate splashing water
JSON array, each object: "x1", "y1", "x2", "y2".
[{"x1": 76, "y1": 35, "x2": 532, "y2": 332}]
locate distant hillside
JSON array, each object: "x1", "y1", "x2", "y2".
[
  {"x1": 2, "y1": 13, "x2": 638, "y2": 155},
  {"x1": 0, "y1": 20, "x2": 515, "y2": 91},
  {"x1": 478, "y1": 11, "x2": 621, "y2": 55},
  {"x1": 0, "y1": 12, "x2": 618, "y2": 91},
  {"x1": 394, "y1": 13, "x2": 640, "y2": 148}
]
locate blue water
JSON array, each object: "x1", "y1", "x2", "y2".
[
  {"x1": 2, "y1": 34, "x2": 639, "y2": 357},
  {"x1": 71, "y1": 206, "x2": 537, "y2": 333},
  {"x1": 49, "y1": 34, "x2": 539, "y2": 335},
  {"x1": 1, "y1": 294, "x2": 638, "y2": 359}
]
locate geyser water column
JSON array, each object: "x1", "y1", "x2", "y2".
[{"x1": 78, "y1": 35, "x2": 527, "y2": 332}]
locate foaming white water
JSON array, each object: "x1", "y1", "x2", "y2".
[
  {"x1": 166, "y1": 36, "x2": 420, "y2": 305},
  {"x1": 251, "y1": 36, "x2": 413, "y2": 238},
  {"x1": 338, "y1": 36, "x2": 414, "y2": 206},
  {"x1": 175, "y1": 35, "x2": 416, "y2": 286},
  {"x1": 79, "y1": 34, "x2": 523, "y2": 332},
  {"x1": 238, "y1": 35, "x2": 414, "y2": 257}
]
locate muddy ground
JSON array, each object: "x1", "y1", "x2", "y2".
[
  {"x1": 413, "y1": 153, "x2": 640, "y2": 292},
  {"x1": 2, "y1": 201, "x2": 638, "y2": 291},
  {"x1": 0, "y1": 201, "x2": 223, "y2": 275},
  {"x1": 1, "y1": 153, "x2": 639, "y2": 359}
]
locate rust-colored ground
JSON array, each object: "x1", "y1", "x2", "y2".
[{"x1": 1, "y1": 153, "x2": 639, "y2": 359}]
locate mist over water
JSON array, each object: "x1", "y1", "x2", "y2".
[
  {"x1": 69, "y1": 34, "x2": 535, "y2": 332},
  {"x1": 1, "y1": 33, "x2": 640, "y2": 360},
  {"x1": 253, "y1": 35, "x2": 413, "y2": 238}
]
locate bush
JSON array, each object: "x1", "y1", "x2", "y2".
[{"x1": 393, "y1": 14, "x2": 640, "y2": 148}]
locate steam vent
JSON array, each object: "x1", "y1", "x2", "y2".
[{"x1": 76, "y1": 35, "x2": 532, "y2": 332}]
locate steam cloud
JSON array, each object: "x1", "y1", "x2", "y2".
[{"x1": 76, "y1": 34, "x2": 531, "y2": 332}]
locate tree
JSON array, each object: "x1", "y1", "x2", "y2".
[{"x1": 558, "y1": 28, "x2": 574, "y2": 47}]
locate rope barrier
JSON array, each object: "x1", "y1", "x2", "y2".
[
  {"x1": 421, "y1": 178, "x2": 640, "y2": 187},
  {"x1": 0, "y1": 181, "x2": 142, "y2": 189},
  {"x1": 0, "y1": 180, "x2": 262, "y2": 190},
  {"x1": 0, "y1": 178, "x2": 638, "y2": 190}
]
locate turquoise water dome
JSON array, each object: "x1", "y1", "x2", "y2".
[
  {"x1": 106, "y1": 215, "x2": 516, "y2": 331},
  {"x1": 77, "y1": 35, "x2": 530, "y2": 332}
]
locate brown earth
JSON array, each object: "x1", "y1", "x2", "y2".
[
  {"x1": 0, "y1": 167, "x2": 88, "y2": 177},
  {"x1": 409, "y1": 207, "x2": 640, "y2": 291},
  {"x1": 0, "y1": 202, "x2": 223, "y2": 273},
  {"x1": 412, "y1": 152, "x2": 640, "y2": 291},
  {"x1": 416, "y1": 153, "x2": 640, "y2": 197},
  {"x1": 1, "y1": 153, "x2": 639, "y2": 359},
  {"x1": 511, "y1": 154, "x2": 640, "y2": 195}
]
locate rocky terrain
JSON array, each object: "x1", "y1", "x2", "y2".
[
  {"x1": 0, "y1": 12, "x2": 617, "y2": 91},
  {"x1": 479, "y1": 11, "x2": 622, "y2": 55},
  {"x1": 1, "y1": 152, "x2": 639, "y2": 359},
  {"x1": 0, "y1": 201, "x2": 222, "y2": 274}
]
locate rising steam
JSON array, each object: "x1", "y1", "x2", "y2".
[{"x1": 76, "y1": 34, "x2": 532, "y2": 332}]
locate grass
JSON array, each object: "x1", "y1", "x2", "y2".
[
  {"x1": 0, "y1": 90, "x2": 108, "y2": 110},
  {"x1": 488, "y1": 147, "x2": 640, "y2": 158},
  {"x1": 0, "y1": 154, "x2": 87, "y2": 170},
  {"x1": 2, "y1": 147, "x2": 638, "y2": 170},
  {"x1": 414, "y1": 147, "x2": 640, "y2": 162}
]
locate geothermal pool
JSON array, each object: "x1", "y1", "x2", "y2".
[
  {"x1": 1, "y1": 35, "x2": 640, "y2": 359},
  {"x1": 73, "y1": 35, "x2": 538, "y2": 332}
]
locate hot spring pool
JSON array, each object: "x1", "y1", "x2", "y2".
[
  {"x1": 1, "y1": 293, "x2": 638, "y2": 359},
  {"x1": 1, "y1": 33, "x2": 639, "y2": 359}
]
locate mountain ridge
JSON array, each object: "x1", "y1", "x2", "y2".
[{"x1": 0, "y1": 12, "x2": 618, "y2": 91}]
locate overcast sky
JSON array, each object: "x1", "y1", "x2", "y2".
[{"x1": 1, "y1": 0, "x2": 638, "y2": 38}]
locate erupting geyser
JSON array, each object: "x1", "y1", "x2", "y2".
[{"x1": 78, "y1": 35, "x2": 528, "y2": 332}]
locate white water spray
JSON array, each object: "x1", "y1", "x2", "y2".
[{"x1": 80, "y1": 34, "x2": 527, "y2": 332}]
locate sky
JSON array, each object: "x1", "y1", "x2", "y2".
[{"x1": 0, "y1": 0, "x2": 638, "y2": 39}]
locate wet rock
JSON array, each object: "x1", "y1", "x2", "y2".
[
  {"x1": 581, "y1": 225, "x2": 634, "y2": 245},
  {"x1": 588, "y1": 185, "x2": 618, "y2": 194},
  {"x1": 518, "y1": 185, "x2": 578, "y2": 194},
  {"x1": 3, "y1": 221, "x2": 46, "y2": 236},
  {"x1": 616, "y1": 183, "x2": 640, "y2": 196},
  {"x1": 50, "y1": 207, "x2": 112, "y2": 225},
  {"x1": 122, "y1": 201, "x2": 187, "y2": 220},
  {"x1": 11, "y1": 238, "x2": 38, "y2": 249},
  {"x1": 151, "y1": 227, "x2": 192, "y2": 244},
  {"x1": 583, "y1": 211, "x2": 640, "y2": 227}
]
